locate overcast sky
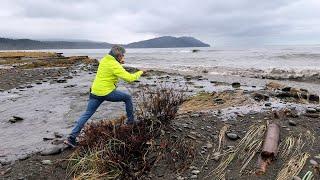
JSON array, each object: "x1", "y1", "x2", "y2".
[{"x1": 0, "y1": 0, "x2": 319, "y2": 47}]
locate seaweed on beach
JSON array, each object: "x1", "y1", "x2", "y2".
[{"x1": 67, "y1": 85, "x2": 192, "y2": 179}]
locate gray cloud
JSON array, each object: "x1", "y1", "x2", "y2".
[{"x1": 0, "y1": 0, "x2": 319, "y2": 46}]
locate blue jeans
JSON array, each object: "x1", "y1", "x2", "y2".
[{"x1": 70, "y1": 90, "x2": 134, "y2": 138}]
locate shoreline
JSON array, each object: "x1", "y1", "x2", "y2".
[{"x1": 1, "y1": 52, "x2": 320, "y2": 179}]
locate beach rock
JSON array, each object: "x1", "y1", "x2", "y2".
[
  {"x1": 306, "y1": 108, "x2": 317, "y2": 113},
  {"x1": 190, "y1": 175, "x2": 198, "y2": 179},
  {"x1": 56, "y1": 79, "x2": 67, "y2": 83},
  {"x1": 316, "y1": 107, "x2": 320, "y2": 112},
  {"x1": 212, "y1": 152, "x2": 221, "y2": 161},
  {"x1": 194, "y1": 85, "x2": 204, "y2": 88},
  {"x1": 265, "y1": 102, "x2": 272, "y2": 107},
  {"x1": 64, "y1": 84, "x2": 77, "y2": 88},
  {"x1": 202, "y1": 69, "x2": 208, "y2": 73},
  {"x1": 206, "y1": 143, "x2": 213, "y2": 149},
  {"x1": 253, "y1": 93, "x2": 269, "y2": 101},
  {"x1": 288, "y1": 120, "x2": 297, "y2": 126},
  {"x1": 213, "y1": 98, "x2": 224, "y2": 104},
  {"x1": 191, "y1": 170, "x2": 200, "y2": 175},
  {"x1": 282, "y1": 87, "x2": 291, "y2": 92},
  {"x1": 275, "y1": 92, "x2": 292, "y2": 99},
  {"x1": 305, "y1": 113, "x2": 320, "y2": 118},
  {"x1": 226, "y1": 133, "x2": 238, "y2": 140},
  {"x1": 310, "y1": 159, "x2": 318, "y2": 166},
  {"x1": 300, "y1": 88, "x2": 308, "y2": 93},
  {"x1": 192, "y1": 49, "x2": 200, "y2": 53},
  {"x1": 231, "y1": 82, "x2": 241, "y2": 88},
  {"x1": 41, "y1": 160, "x2": 52, "y2": 165},
  {"x1": 292, "y1": 176, "x2": 302, "y2": 180},
  {"x1": 309, "y1": 94, "x2": 319, "y2": 102},
  {"x1": 16, "y1": 85, "x2": 25, "y2": 89},
  {"x1": 9, "y1": 116, "x2": 24, "y2": 123},
  {"x1": 43, "y1": 137, "x2": 54, "y2": 141},
  {"x1": 40, "y1": 145, "x2": 63, "y2": 156},
  {"x1": 190, "y1": 113, "x2": 200, "y2": 118},
  {"x1": 185, "y1": 76, "x2": 192, "y2": 81}
]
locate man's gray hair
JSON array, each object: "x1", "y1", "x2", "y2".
[{"x1": 109, "y1": 45, "x2": 126, "y2": 57}]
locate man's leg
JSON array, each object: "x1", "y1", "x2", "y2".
[
  {"x1": 70, "y1": 96, "x2": 103, "y2": 138},
  {"x1": 104, "y1": 90, "x2": 134, "y2": 123}
]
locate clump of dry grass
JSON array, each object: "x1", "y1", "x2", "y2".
[
  {"x1": 67, "y1": 85, "x2": 191, "y2": 179},
  {"x1": 276, "y1": 153, "x2": 310, "y2": 180},
  {"x1": 178, "y1": 91, "x2": 252, "y2": 114},
  {"x1": 18, "y1": 56, "x2": 97, "y2": 69},
  {"x1": 276, "y1": 132, "x2": 315, "y2": 180},
  {"x1": 0, "y1": 51, "x2": 98, "y2": 68},
  {"x1": 0, "y1": 51, "x2": 56, "y2": 58},
  {"x1": 136, "y1": 84, "x2": 186, "y2": 123},
  {"x1": 205, "y1": 124, "x2": 267, "y2": 179}
]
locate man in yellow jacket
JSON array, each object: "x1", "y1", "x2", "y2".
[{"x1": 65, "y1": 45, "x2": 143, "y2": 147}]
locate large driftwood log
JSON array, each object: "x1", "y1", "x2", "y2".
[
  {"x1": 261, "y1": 123, "x2": 280, "y2": 158},
  {"x1": 256, "y1": 123, "x2": 280, "y2": 175}
]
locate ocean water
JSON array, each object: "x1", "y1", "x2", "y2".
[{"x1": 33, "y1": 46, "x2": 320, "y2": 79}]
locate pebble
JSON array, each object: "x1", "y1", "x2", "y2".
[
  {"x1": 212, "y1": 152, "x2": 221, "y2": 161},
  {"x1": 310, "y1": 159, "x2": 318, "y2": 166},
  {"x1": 288, "y1": 120, "x2": 297, "y2": 126},
  {"x1": 226, "y1": 133, "x2": 238, "y2": 140},
  {"x1": 190, "y1": 113, "x2": 200, "y2": 118},
  {"x1": 316, "y1": 107, "x2": 320, "y2": 112},
  {"x1": 265, "y1": 102, "x2": 272, "y2": 107},
  {"x1": 231, "y1": 82, "x2": 241, "y2": 88},
  {"x1": 191, "y1": 170, "x2": 200, "y2": 175},
  {"x1": 177, "y1": 176, "x2": 184, "y2": 180},
  {"x1": 213, "y1": 98, "x2": 224, "y2": 104},
  {"x1": 56, "y1": 79, "x2": 67, "y2": 83},
  {"x1": 9, "y1": 116, "x2": 24, "y2": 123},
  {"x1": 194, "y1": 85, "x2": 204, "y2": 88},
  {"x1": 206, "y1": 143, "x2": 213, "y2": 149},
  {"x1": 190, "y1": 175, "x2": 198, "y2": 179},
  {"x1": 305, "y1": 113, "x2": 320, "y2": 118},
  {"x1": 292, "y1": 176, "x2": 301, "y2": 180},
  {"x1": 306, "y1": 108, "x2": 317, "y2": 113},
  {"x1": 40, "y1": 145, "x2": 63, "y2": 156},
  {"x1": 41, "y1": 160, "x2": 52, "y2": 165}
]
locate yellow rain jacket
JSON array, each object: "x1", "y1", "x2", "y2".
[{"x1": 91, "y1": 54, "x2": 143, "y2": 96}]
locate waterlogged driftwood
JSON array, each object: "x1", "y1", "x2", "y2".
[
  {"x1": 261, "y1": 123, "x2": 280, "y2": 158},
  {"x1": 256, "y1": 123, "x2": 280, "y2": 175}
]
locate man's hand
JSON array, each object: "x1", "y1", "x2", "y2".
[{"x1": 140, "y1": 69, "x2": 150, "y2": 76}]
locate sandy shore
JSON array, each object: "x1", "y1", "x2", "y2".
[{"x1": 1, "y1": 52, "x2": 320, "y2": 179}]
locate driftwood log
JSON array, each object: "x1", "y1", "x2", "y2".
[{"x1": 256, "y1": 123, "x2": 280, "y2": 175}]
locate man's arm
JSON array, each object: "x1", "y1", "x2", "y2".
[{"x1": 112, "y1": 62, "x2": 143, "y2": 82}]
